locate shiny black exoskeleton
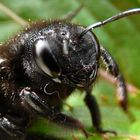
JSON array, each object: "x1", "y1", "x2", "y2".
[{"x1": 1, "y1": 8, "x2": 140, "y2": 140}]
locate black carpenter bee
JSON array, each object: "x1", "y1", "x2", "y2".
[{"x1": 0, "y1": 7, "x2": 140, "y2": 140}]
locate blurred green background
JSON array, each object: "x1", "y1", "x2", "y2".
[{"x1": 0, "y1": 0, "x2": 140, "y2": 140}]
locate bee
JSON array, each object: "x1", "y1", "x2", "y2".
[{"x1": 0, "y1": 5, "x2": 140, "y2": 139}]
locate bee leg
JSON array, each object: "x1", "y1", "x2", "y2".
[
  {"x1": 100, "y1": 46, "x2": 127, "y2": 111},
  {"x1": 0, "y1": 116, "x2": 25, "y2": 140},
  {"x1": 84, "y1": 88, "x2": 117, "y2": 135},
  {"x1": 20, "y1": 87, "x2": 90, "y2": 139}
]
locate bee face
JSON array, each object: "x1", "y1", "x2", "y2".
[{"x1": 32, "y1": 21, "x2": 100, "y2": 87}]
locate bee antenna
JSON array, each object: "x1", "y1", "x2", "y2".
[{"x1": 81, "y1": 8, "x2": 140, "y2": 36}]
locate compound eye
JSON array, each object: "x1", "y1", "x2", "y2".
[{"x1": 33, "y1": 39, "x2": 61, "y2": 78}]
